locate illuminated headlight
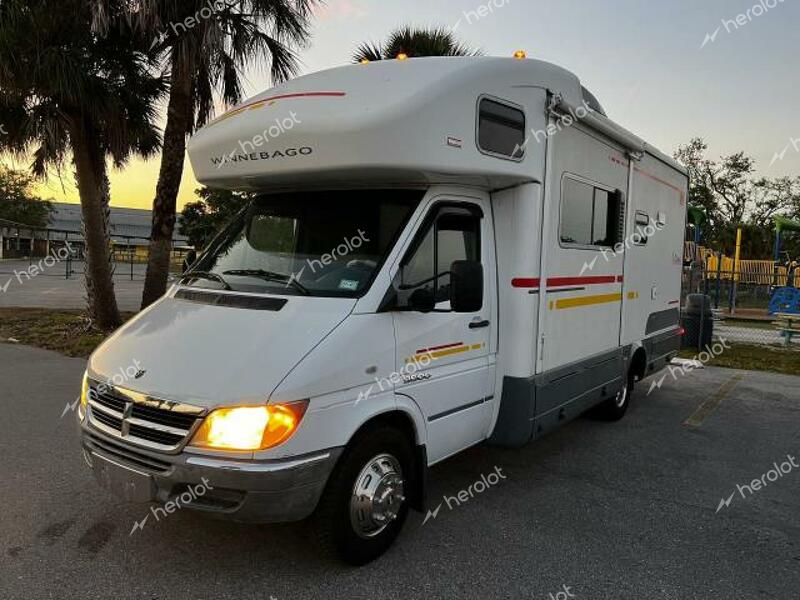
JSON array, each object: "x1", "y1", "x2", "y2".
[
  {"x1": 78, "y1": 371, "x2": 90, "y2": 421},
  {"x1": 190, "y1": 401, "x2": 308, "y2": 452}
]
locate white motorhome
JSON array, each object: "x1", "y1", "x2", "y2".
[{"x1": 77, "y1": 56, "x2": 687, "y2": 564}]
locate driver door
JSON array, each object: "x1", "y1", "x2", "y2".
[{"x1": 391, "y1": 199, "x2": 494, "y2": 464}]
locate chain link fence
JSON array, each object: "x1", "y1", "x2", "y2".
[
  {"x1": 682, "y1": 257, "x2": 800, "y2": 350},
  {"x1": 1, "y1": 222, "x2": 190, "y2": 282}
]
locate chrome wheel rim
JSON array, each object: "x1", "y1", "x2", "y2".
[
  {"x1": 349, "y1": 453, "x2": 405, "y2": 539},
  {"x1": 615, "y1": 382, "x2": 629, "y2": 408}
]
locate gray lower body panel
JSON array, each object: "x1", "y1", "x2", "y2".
[
  {"x1": 489, "y1": 347, "x2": 627, "y2": 448},
  {"x1": 642, "y1": 328, "x2": 682, "y2": 377}
]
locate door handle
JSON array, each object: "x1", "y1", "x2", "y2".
[{"x1": 469, "y1": 319, "x2": 490, "y2": 329}]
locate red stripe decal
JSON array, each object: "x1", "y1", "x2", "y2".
[
  {"x1": 417, "y1": 342, "x2": 464, "y2": 354},
  {"x1": 216, "y1": 92, "x2": 347, "y2": 120},
  {"x1": 547, "y1": 276, "x2": 618, "y2": 287},
  {"x1": 512, "y1": 278, "x2": 541, "y2": 288},
  {"x1": 634, "y1": 166, "x2": 687, "y2": 205},
  {"x1": 617, "y1": 275, "x2": 624, "y2": 283}
]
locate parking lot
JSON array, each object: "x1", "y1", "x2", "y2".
[
  {"x1": 1, "y1": 342, "x2": 798, "y2": 600},
  {"x1": 0, "y1": 259, "x2": 172, "y2": 312}
]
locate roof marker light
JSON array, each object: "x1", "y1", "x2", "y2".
[
  {"x1": 396, "y1": 53, "x2": 409, "y2": 61},
  {"x1": 513, "y1": 50, "x2": 527, "y2": 60},
  {"x1": 360, "y1": 58, "x2": 371, "y2": 64}
]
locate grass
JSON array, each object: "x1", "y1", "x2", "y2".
[
  {"x1": 0, "y1": 308, "x2": 132, "y2": 358},
  {"x1": 720, "y1": 319, "x2": 776, "y2": 330},
  {"x1": 679, "y1": 343, "x2": 800, "y2": 376}
]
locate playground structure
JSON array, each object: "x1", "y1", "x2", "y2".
[{"x1": 682, "y1": 210, "x2": 800, "y2": 348}]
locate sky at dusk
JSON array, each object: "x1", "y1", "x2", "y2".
[{"x1": 6, "y1": 0, "x2": 799, "y2": 210}]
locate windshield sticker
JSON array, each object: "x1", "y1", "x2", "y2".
[{"x1": 339, "y1": 279, "x2": 359, "y2": 291}]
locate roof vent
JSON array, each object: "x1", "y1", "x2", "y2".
[{"x1": 581, "y1": 86, "x2": 606, "y2": 117}]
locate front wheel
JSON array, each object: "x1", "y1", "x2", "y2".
[
  {"x1": 593, "y1": 367, "x2": 635, "y2": 421},
  {"x1": 313, "y1": 427, "x2": 412, "y2": 565}
]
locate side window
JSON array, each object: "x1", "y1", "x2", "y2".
[
  {"x1": 560, "y1": 176, "x2": 623, "y2": 248},
  {"x1": 400, "y1": 206, "x2": 482, "y2": 306},
  {"x1": 477, "y1": 98, "x2": 526, "y2": 160}
]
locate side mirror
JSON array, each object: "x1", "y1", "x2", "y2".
[
  {"x1": 182, "y1": 249, "x2": 197, "y2": 274},
  {"x1": 407, "y1": 287, "x2": 436, "y2": 312},
  {"x1": 450, "y1": 260, "x2": 483, "y2": 313}
]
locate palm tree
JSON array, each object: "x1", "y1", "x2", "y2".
[
  {"x1": 0, "y1": 0, "x2": 164, "y2": 329},
  {"x1": 353, "y1": 26, "x2": 482, "y2": 63},
  {"x1": 92, "y1": 0, "x2": 318, "y2": 309}
]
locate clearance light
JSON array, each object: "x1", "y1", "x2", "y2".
[
  {"x1": 360, "y1": 58, "x2": 371, "y2": 64},
  {"x1": 678, "y1": 327, "x2": 686, "y2": 337},
  {"x1": 396, "y1": 53, "x2": 409, "y2": 61},
  {"x1": 190, "y1": 402, "x2": 308, "y2": 451},
  {"x1": 513, "y1": 50, "x2": 527, "y2": 60}
]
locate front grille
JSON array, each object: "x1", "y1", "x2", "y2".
[
  {"x1": 131, "y1": 402, "x2": 197, "y2": 431},
  {"x1": 87, "y1": 384, "x2": 204, "y2": 453},
  {"x1": 86, "y1": 432, "x2": 172, "y2": 474},
  {"x1": 92, "y1": 409, "x2": 123, "y2": 431}
]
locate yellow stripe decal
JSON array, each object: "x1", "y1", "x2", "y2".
[
  {"x1": 627, "y1": 291, "x2": 639, "y2": 300},
  {"x1": 407, "y1": 342, "x2": 486, "y2": 363},
  {"x1": 554, "y1": 292, "x2": 623, "y2": 310}
]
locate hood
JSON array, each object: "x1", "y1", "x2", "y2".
[{"x1": 88, "y1": 291, "x2": 355, "y2": 409}]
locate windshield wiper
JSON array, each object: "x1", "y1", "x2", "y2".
[
  {"x1": 181, "y1": 271, "x2": 232, "y2": 291},
  {"x1": 223, "y1": 269, "x2": 311, "y2": 296}
]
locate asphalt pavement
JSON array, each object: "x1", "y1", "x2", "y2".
[{"x1": 1, "y1": 342, "x2": 798, "y2": 599}]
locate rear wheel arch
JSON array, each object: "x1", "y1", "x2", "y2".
[{"x1": 630, "y1": 346, "x2": 648, "y2": 382}]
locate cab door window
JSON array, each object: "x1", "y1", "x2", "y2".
[{"x1": 399, "y1": 206, "x2": 482, "y2": 307}]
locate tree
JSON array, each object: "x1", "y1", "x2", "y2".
[
  {"x1": 179, "y1": 187, "x2": 253, "y2": 249},
  {"x1": 675, "y1": 138, "x2": 800, "y2": 258},
  {"x1": 0, "y1": 0, "x2": 164, "y2": 329},
  {"x1": 0, "y1": 167, "x2": 54, "y2": 228},
  {"x1": 91, "y1": 0, "x2": 318, "y2": 309},
  {"x1": 353, "y1": 26, "x2": 482, "y2": 63}
]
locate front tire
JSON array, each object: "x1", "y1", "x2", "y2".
[{"x1": 313, "y1": 427, "x2": 413, "y2": 565}]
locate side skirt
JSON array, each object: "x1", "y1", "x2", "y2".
[{"x1": 489, "y1": 346, "x2": 629, "y2": 448}]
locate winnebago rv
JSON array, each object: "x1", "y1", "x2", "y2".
[{"x1": 76, "y1": 56, "x2": 687, "y2": 564}]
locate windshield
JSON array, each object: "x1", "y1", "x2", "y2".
[{"x1": 184, "y1": 189, "x2": 424, "y2": 297}]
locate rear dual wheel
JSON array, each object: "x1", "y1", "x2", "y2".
[{"x1": 594, "y1": 367, "x2": 635, "y2": 421}]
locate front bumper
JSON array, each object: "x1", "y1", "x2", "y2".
[{"x1": 79, "y1": 419, "x2": 342, "y2": 523}]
